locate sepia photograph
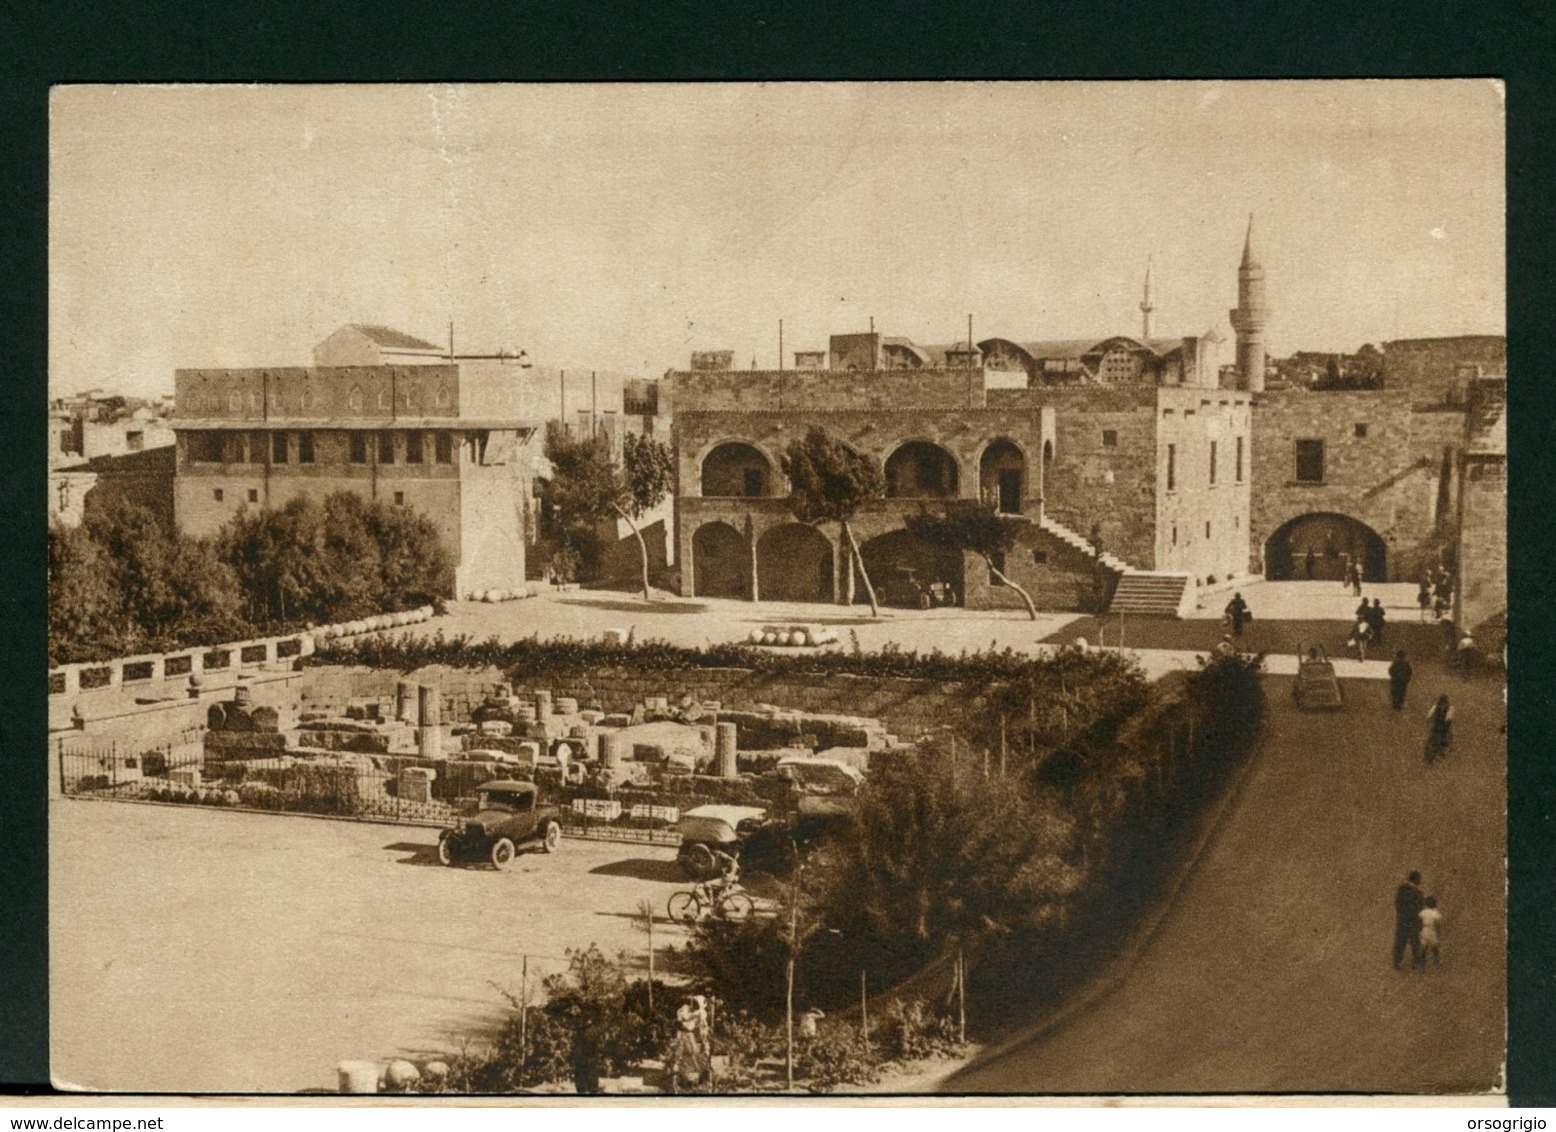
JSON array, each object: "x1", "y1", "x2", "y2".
[{"x1": 46, "y1": 80, "x2": 1506, "y2": 1098}]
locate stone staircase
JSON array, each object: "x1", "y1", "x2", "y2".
[
  {"x1": 1107, "y1": 572, "x2": 1195, "y2": 618},
  {"x1": 1037, "y1": 516, "x2": 1133, "y2": 574}
]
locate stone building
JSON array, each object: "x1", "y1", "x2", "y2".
[
  {"x1": 172, "y1": 330, "x2": 541, "y2": 599},
  {"x1": 1454, "y1": 377, "x2": 1505, "y2": 641},
  {"x1": 669, "y1": 320, "x2": 1248, "y2": 614}
]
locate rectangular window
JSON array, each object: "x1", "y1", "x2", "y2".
[
  {"x1": 1205, "y1": 520, "x2": 1212, "y2": 539},
  {"x1": 226, "y1": 433, "x2": 247, "y2": 464},
  {"x1": 1295, "y1": 439, "x2": 1325, "y2": 483},
  {"x1": 1032, "y1": 549, "x2": 1048, "y2": 564},
  {"x1": 1354, "y1": 423, "x2": 1369, "y2": 438},
  {"x1": 1171, "y1": 524, "x2": 1177, "y2": 546},
  {"x1": 247, "y1": 488, "x2": 259, "y2": 503},
  {"x1": 1101, "y1": 429, "x2": 1118, "y2": 447},
  {"x1": 989, "y1": 551, "x2": 1006, "y2": 586},
  {"x1": 188, "y1": 432, "x2": 224, "y2": 463},
  {"x1": 434, "y1": 432, "x2": 453, "y2": 464},
  {"x1": 350, "y1": 433, "x2": 368, "y2": 464},
  {"x1": 1236, "y1": 436, "x2": 1244, "y2": 482},
  {"x1": 1209, "y1": 440, "x2": 1218, "y2": 485},
  {"x1": 213, "y1": 488, "x2": 224, "y2": 502},
  {"x1": 272, "y1": 432, "x2": 288, "y2": 464},
  {"x1": 59, "y1": 430, "x2": 73, "y2": 453},
  {"x1": 249, "y1": 431, "x2": 266, "y2": 464},
  {"x1": 378, "y1": 432, "x2": 395, "y2": 464},
  {"x1": 394, "y1": 491, "x2": 405, "y2": 506},
  {"x1": 406, "y1": 432, "x2": 424, "y2": 464},
  {"x1": 298, "y1": 432, "x2": 315, "y2": 464},
  {"x1": 126, "y1": 430, "x2": 145, "y2": 452},
  {"x1": 1167, "y1": 443, "x2": 1177, "y2": 491}
]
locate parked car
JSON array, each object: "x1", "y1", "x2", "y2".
[
  {"x1": 1292, "y1": 644, "x2": 1345, "y2": 711},
  {"x1": 878, "y1": 564, "x2": 954, "y2": 610},
  {"x1": 438, "y1": 780, "x2": 563, "y2": 868},
  {"x1": 675, "y1": 804, "x2": 768, "y2": 880}
]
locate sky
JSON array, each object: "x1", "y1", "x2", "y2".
[{"x1": 49, "y1": 81, "x2": 1505, "y2": 400}]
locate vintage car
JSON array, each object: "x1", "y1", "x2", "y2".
[
  {"x1": 437, "y1": 780, "x2": 563, "y2": 868},
  {"x1": 877, "y1": 565, "x2": 948, "y2": 610},
  {"x1": 1292, "y1": 644, "x2": 1345, "y2": 711},
  {"x1": 674, "y1": 804, "x2": 768, "y2": 880}
]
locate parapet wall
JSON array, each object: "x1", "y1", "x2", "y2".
[{"x1": 669, "y1": 368, "x2": 987, "y2": 414}]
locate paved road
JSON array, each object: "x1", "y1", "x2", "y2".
[
  {"x1": 51, "y1": 802, "x2": 689, "y2": 1093},
  {"x1": 947, "y1": 668, "x2": 1506, "y2": 1095}
]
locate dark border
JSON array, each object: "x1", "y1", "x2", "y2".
[{"x1": 4, "y1": 0, "x2": 1553, "y2": 1105}]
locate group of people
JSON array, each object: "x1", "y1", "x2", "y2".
[
  {"x1": 1418, "y1": 567, "x2": 1454, "y2": 622},
  {"x1": 1393, "y1": 871, "x2": 1445, "y2": 970},
  {"x1": 1348, "y1": 597, "x2": 1389, "y2": 659},
  {"x1": 668, "y1": 996, "x2": 712, "y2": 1092}
]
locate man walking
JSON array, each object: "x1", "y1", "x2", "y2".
[
  {"x1": 1369, "y1": 597, "x2": 1387, "y2": 648},
  {"x1": 1388, "y1": 651, "x2": 1413, "y2": 711},
  {"x1": 1224, "y1": 592, "x2": 1250, "y2": 638},
  {"x1": 1394, "y1": 871, "x2": 1425, "y2": 969}
]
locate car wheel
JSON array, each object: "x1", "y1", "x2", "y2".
[
  {"x1": 541, "y1": 822, "x2": 561, "y2": 854},
  {"x1": 719, "y1": 892, "x2": 755, "y2": 922},
  {"x1": 667, "y1": 892, "x2": 700, "y2": 925},
  {"x1": 490, "y1": 838, "x2": 516, "y2": 870},
  {"x1": 437, "y1": 836, "x2": 454, "y2": 866}
]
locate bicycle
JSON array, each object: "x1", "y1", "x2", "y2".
[{"x1": 667, "y1": 881, "x2": 754, "y2": 924}]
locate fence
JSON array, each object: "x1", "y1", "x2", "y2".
[
  {"x1": 57, "y1": 739, "x2": 762, "y2": 844},
  {"x1": 48, "y1": 606, "x2": 435, "y2": 698}
]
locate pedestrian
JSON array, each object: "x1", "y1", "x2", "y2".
[
  {"x1": 668, "y1": 996, "x2": 709, "y2": 1093},
  {"x1": 1355, "y1": 597, "x2": 1371, "y2": 626},
  {"x1": 1340, "y1": 556, "x2": 1353, "y2": 592},
  {"x1": 1424, "y1": 694, "x2": 1454, "y2": 763},
  {"x1": 1393, "y1": 871, "x2": 1425, "y2": 969},
  {"x1": 1417, "y1": 580, "x2": 1432, "y2": 622},
  {"x1": 1369, "y1": 598, "x2": 1387, "y2": 648},
  {"x1": 1432, "y1": 591, "x2": 1450, "y2": 621},
  {"x1": 1349, "y1": 616, "x2": 1373, "y2": 662},
  {"x1": 1305, "y1": 547, "x2": 1317, "y2": 579},
  {"x1": 1224, "y1": 591, "x2": 1250, "y2": 638},
  {"x1": 1417, "y1": 896, "x2": 1443, "y2": 968},
  {"x1": 1388, "y1": 651, "x2": 1413, "y2": 711},
  {"x1": 1352, "y1": 563, "x2": 1364, "y2": 598},
  {"x1": 799, "y1": 1007, "x2": 826, "y2": 1042}
]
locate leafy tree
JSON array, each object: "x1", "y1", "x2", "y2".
[
  {"x1": 539, "y1": 425, "x2": 675, "y2": 601},
  {"x1": 221, "y1": 492, "x2": 452, "y2": 625},
  {"x1": 82, "y1": 497, "x2": 244, "y2": 650},
  {"x1": 48, "y1": 519, "x2": 126, "y2": 664},
  {"x1": 780, "y1": 427, "x2": 886, "y2": 615},
  {"x1": 904, "y1": 500, "x2": 1039, "y2": 620}
]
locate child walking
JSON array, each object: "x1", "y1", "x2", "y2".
[{"x1": 1417, "y1": 896, "x2": 1443, "y2": 967}]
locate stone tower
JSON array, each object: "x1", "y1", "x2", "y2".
[
  {"x1": 1228, "y1": 215, "x2": 1269, "y2": 392},
  {"x1": 1139, "y1": 258, "x2": 1156, "y2": 340}
]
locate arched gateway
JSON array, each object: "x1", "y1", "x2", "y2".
[
  {"x1": 1265, "y1": 513, "x2": 1388, "y2": 582},
  {"x1": 692, "y1": 521, "x2": 750, "y2": 599},
  {"x1": 756, "y1": 524, "x2": 834, "y2": 603}
]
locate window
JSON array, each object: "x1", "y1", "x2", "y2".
[
  {"x1": 272, "y1": 432, "x2": 289, "y2": 464},
  {"x1": 378, "y1": 432, "x2": 395, "y2": 464},
  {"x1": 349, "y1": 433, "x2": 368, "y2": 464},
  {"x1": 59, "y1": 429, "x2": 72, "y2": 453},
  {"x1": 249, "y1": 432, "x2": 266, "y2": 464},
  {"x1": 1101, "y1": 429, "x2": 1118, "y2": 447},
  {"x1": 298, "y1": 432, "x2": 315, "y2": 464},
  {"x1": 434, "y1": 432, "x2": 453, "y2": 464},
  {"x1": 126, "y1": 430, "x2": 145, "y2": 452},
  {"x1": 247, "y1": 488, "x2": 259, "y2": 503},
  {"x1": 1171, "y1": 524, "x2": 1177, "y2": 546},
  {"x1": 1167, "y1": 443, "x2": 1177, "y2": 490},
  {"x1": 213, "y1": 488, "x2": 224, "y2": 502},
  {"x1": 226, "y1": 433, "x2": 247, "y2": 463},
  {"x1": 989, "y1": 551, "x2": 1007, "y2": 586},
  {"x1": 406, "y1": 432, "x2": 424, "y2": 464},
  {"x1": 1209, "y1": 440, "x2": 1218, "y2": 485},
  {"x1": 1236, "y1": 436, "x2": 1244, "y2": 482},
  {"x1": 1354, "y1": 423, "x2": 1369, "y2": 438},
  {"x1": 188, "y1": 431, "x2": 224, "y2": 463},
  {"x1": 1295, "y1": 439, "x2": 1325, "y2": 483},
  {"x1": 394, "y1": 491, "x2": 405, "y2": 506},
  {"x1": 1205, "y1": 521, "x2": 1212, "y2": 539},
  {"x1": 1032, "y1": 549, "x2": 1048, "y2": 564}
]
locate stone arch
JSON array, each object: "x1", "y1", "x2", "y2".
[
  {"x1": 1042, "y1": 439, "x2": 1054, "y2": 465},
  {"x1": 1265, "y1": 512, "x2": 1388, "y2": 582},
  {"x1": 884, "y1": 441, "x2": 960, "y2": 499},
  {"x1": 978, "y1": 438, "x2": 1028, "y2": 514},
  {"x1": 756, "y1": 523, "x2": 834, "y2": 603},
  {"x1": 858, "y1": 528, "x2": 965, "y2": 608},
  {"x1": 692, "y1": 521, "x2": 751, "y2": 600},
  {"x1": 699, "y1": 441, "x2": 775, "y2": 498}
]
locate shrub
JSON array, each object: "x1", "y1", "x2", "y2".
[{"x1": 797, "y1": 1024, "x2": 880, "y2": 1092}]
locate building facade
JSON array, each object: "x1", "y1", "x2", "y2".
[{"x1": 172, "y1": 352, "x2": 537, "y2": 598}]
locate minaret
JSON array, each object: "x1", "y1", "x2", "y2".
[
  {"x1": 1228, "y1": 215, "x2": 1269, "y2": 392},
  {"x1": 1139, "y1": 257, "x2": 1156, "y2": 340}
]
